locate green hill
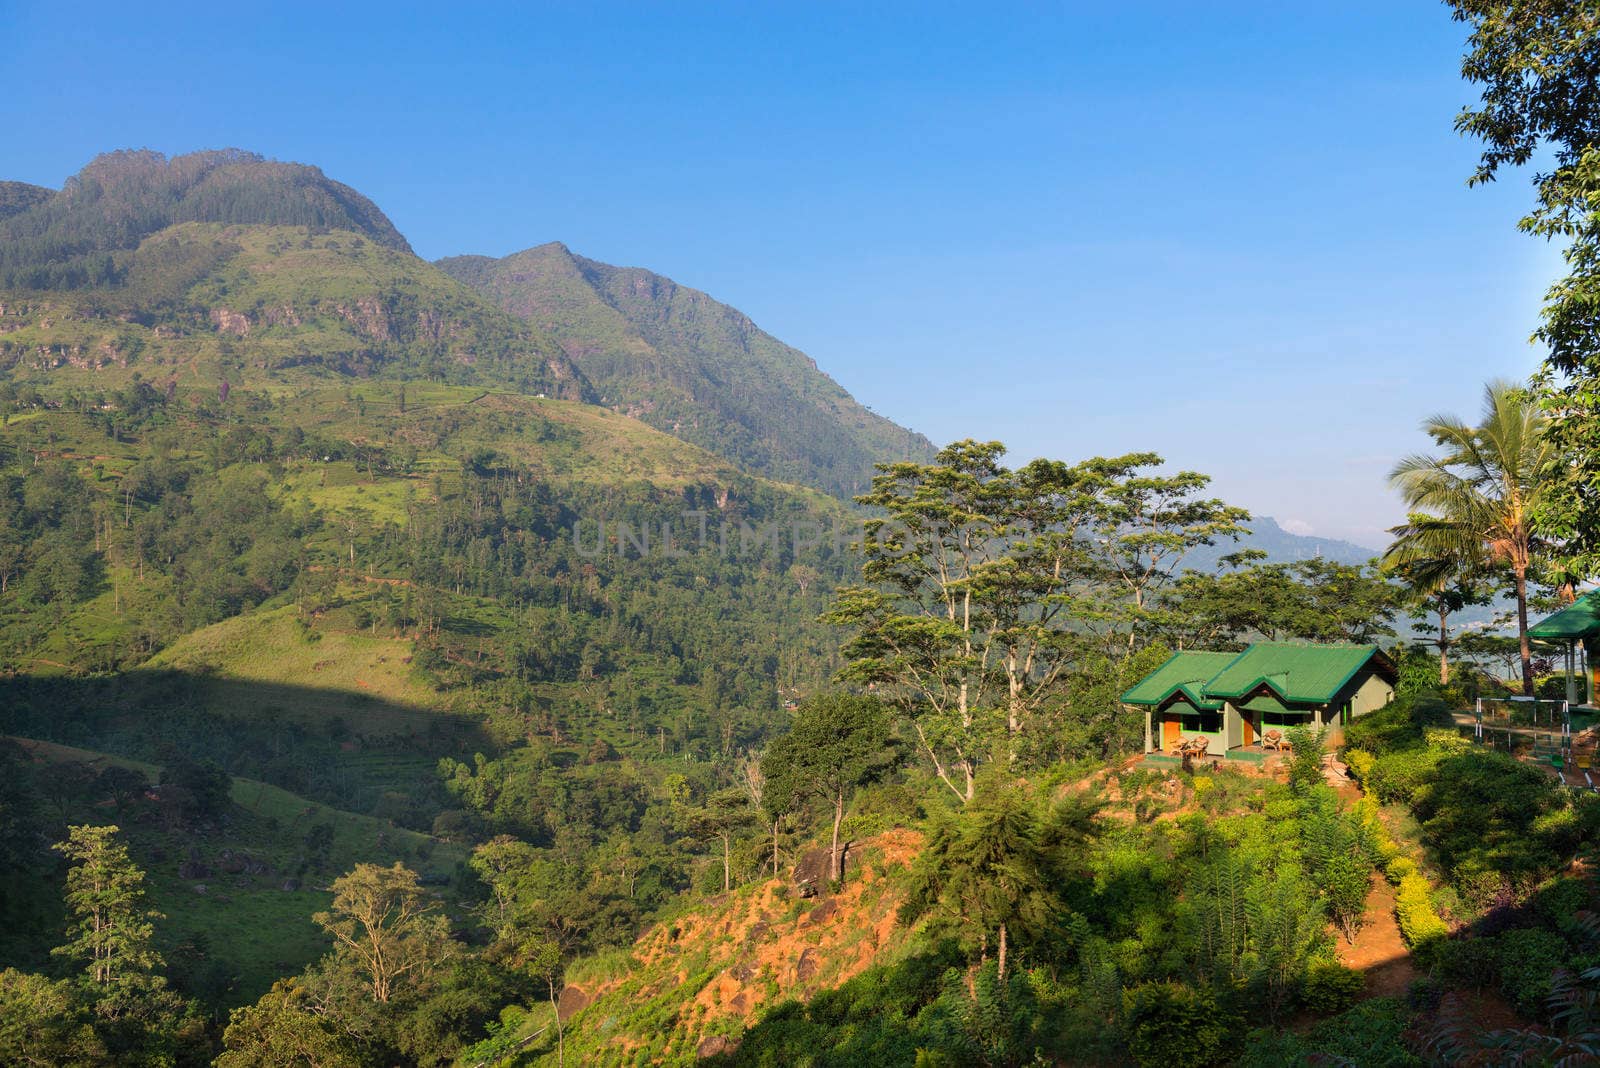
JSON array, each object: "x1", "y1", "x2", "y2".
[{"x1": 439, "y1": 243, "x2": 937, "y2": 497}]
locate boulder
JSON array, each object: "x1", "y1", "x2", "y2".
[
  {"x1": 557, "y1": 984, "x2": 589, "y2": 1022},
  {"x1": 696, "y1": 1035, "x2": 732, "y2": 1058}
]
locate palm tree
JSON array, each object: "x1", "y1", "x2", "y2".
[{"x1": 1384, "y1": 381, "x2": 1552, "y2": 696}]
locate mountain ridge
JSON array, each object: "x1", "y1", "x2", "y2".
[{"x1": 438, "y1": 241, "x2": 938, "y2": 498}]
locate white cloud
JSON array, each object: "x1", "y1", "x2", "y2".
[{"x1": 1280, "y1": 518, "x2": 1314, "y2": 537}]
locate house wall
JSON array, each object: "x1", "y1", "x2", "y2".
[
  {"x1": 1350, "y1": 672, "x2": 1395, "y2": 717},
  {"x1": 1153, "y1": 702, "x2": 1226, "y2": 756},
  {"x1": 1319, "y1": 669, "x2": 1396, "y2": 746}
]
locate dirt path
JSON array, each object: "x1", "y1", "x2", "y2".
[
  {"x1": 1324, "y1": 755, "x2": 1418, "y2": 997},
  {"x1": 1337, "y1": 873, "x2": 1416, "y2": 998}
]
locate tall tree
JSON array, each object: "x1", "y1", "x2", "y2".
[
  {"x1": 689, "y1": 787, "x2": 757, "y2": 893},
  {"x1": 50, "y1": 825, "x2": 164, "y2": 996},
  {"x1": 762, "y1": 694, "x2": 891, "y2": 883},
  {"x1": 1385, "y1": 381, "x2": 1551, "y2": 694},
  {"x1": 313, "y1": 863, "x2": 454, "y2": 1004},
  {"x1": 899, "y1": 780, "x2": 1097, "y2": 982},
  {"x1": 1450, "y1": 1, "x2": 1600, "y2": 576},
  {"x1": 827, "y1": 441, "x2": 1244, "y2": 800}
]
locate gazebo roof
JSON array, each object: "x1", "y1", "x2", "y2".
[{"x1": 1529, "y1": 591, "x2": 1600, "y2": 641}]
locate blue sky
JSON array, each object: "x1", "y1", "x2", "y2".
[{"x1": 2, "y1": 2, "x2": 1556, "y2": 546}]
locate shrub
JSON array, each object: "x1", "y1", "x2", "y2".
[
  {"x1": 1395, "y1": 873, "x2": 1448, "y2": 951},
  {"x1": 1367, "y1": 748, "x2": 1444, "y2": 805},
  {"x1": 1492, "y1": 927, "x2": 1569, "y2": 1019},
  {"x1": 1345, "y1": 748, "x2": 1375, "y2": 783},
  {"x1": 1385, "y1": 856, "x2": 1418, "y2": 884},
  {"x1": 1433, "y1": 936, "x2": 1499, "y2": 992},
  {"x1": 1123, "y1": 981, "x2": 1236, "y2": 1068},
  {"x1": 1302, "y1": 961, "x2": 1365, "y2": 1015}
]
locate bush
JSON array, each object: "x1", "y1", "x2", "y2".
[
  {"x1": 1492, "y1": 927, "x2": 1569, "y2": 1019},
  {"x1": 1433, "y1": 936, "x2": 1498, "y2": 991},
  {"x1": 1123, "y1": 981, "x2": 1237, "y2": 1068},
  {"x1": 1367, "y1": 748, "x2": 1443, "y2": 804},
  {"x1": 1302, "y1": 960, "x2": 1365, "y2": 1015},
  {"x1": 1395, "y1": 873, "x2": 1448, "y2": 951},
  {"x1": 1345, "y1": 748, "x2": 1375, "y2": 783},
  {"x1": 1385, "y1": 856, "x2": 1418, "y2": 884}
]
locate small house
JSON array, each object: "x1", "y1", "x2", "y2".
[{"x1": 1122, "y1": 642, "x2": 1397, "y2": 758}]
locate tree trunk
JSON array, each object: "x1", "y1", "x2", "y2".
[
  {"x1": 1438, "y1": 604, "x2": 1450, "y2": 685},
  {"x1": 549, "y1": 977, "x2": 564, "y2": 1068},
  {"x1": 1515, "y1": 569, "x2": 1535, "y2": 696},
  {"x1": 998, "y1": 922, "x2": 1008, "y2": 983},
  {"x1": 831, "y1": 790, "x2": 844, "y2": 884},
  {"x1": 722, "y1": 833, "x2": 731, "y2": 893},
  {"x1": 772, "y1": 818, "x2": 780, "y2": 878}
]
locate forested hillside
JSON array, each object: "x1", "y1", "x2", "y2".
[
  {"x1": 439, "y1": 243, "x2": 937, "y2": 497},
  {"x1": 3, "y1": 119, "x2": 1597, "y2": 1068}
]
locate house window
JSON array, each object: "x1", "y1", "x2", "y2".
[
  {"x1": 1180, "y1": 711, "x2": 1222, "y2": 733},
  {"x1": 1260, "y1": 710, "x2": 1312, "y2": 727}
]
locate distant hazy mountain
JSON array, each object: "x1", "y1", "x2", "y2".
[
  {"x1": 439, "y1": 242, "x2": 937, "y2": 498},
  {"x1": 1186, "y1": 516, "x2": 1381, "y2": 571}
]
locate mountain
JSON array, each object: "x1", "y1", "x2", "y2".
[
  {"x1": 0, "y1": 220, "x2": 593, "y2": 400},
  {"x1": 0, "y1": 149, "x2": 412, "y2": 289},
  {"x1": 1186, "y1": 515, "x2": 1381, "y2": 571},
  {"x1": 0, "y1": 181, "x2": 52, "y2": 221},
  {"x1": 439, "y1": 242, "x2": 937, "y2": 497}
]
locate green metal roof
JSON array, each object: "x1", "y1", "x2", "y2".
[
  {"x1": 1529, "y1": 591, "x2": 1600, "y2": 641},
  {"x1": 1123, "y1": 642, "x2": 1394, "y2": 710},
  {"x1": 1120, "y1": 651, "x2": 1236, "y2": 709},
  {"x1": 1200, "y1": 642, "x2": 1391, "y2": 705}
]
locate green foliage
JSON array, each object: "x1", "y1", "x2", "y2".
[
  {"x1": 1395, "y1": 873, "x2": 1448, "y2": 952},
  {"x1": 899, "y1": 778, "x2": 1097, "y2": 977},
  {"x1": 1492, "y1": 927, "x2": 1570, "y2": 1019},
  {"x1": 50, "y1": 825, "x2": 165, "y2": 994},
  {"x1": 1301, "y1": 960, "x2": 1365, "y2": 1015},
  {"x1": 0, "y1": 967, "x2": 107, "y2": 1066},
  {"x1": 312, "y1": 862, "x2": 454, "y2": 1005},
  {"x1": 1237, "y1": 997, "x2": 1421, "y2": 1068},
  {"x1": 1448, "y1": 2, "x2": 1600, "y2": 574},
  {"x1": 1122, "y1": 980, "x2": 1237, "y2": 1068},
  {"x1": 215, "y1": 978, "x2": 361, "y2": 1068},
  {"x1": 1166, "y1": 556, "x2": 1401, "y2": 648}
]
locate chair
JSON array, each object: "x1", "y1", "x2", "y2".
[{"x1": 1263, "y1": 729, "x2": 1284, "y2": 752}]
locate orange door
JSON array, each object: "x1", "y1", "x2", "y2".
[
  {"x1": 1162, "y1": 717, "x2": 1182, "y2": 751},
  {"x1": 1240, "y1": 712, "x2": 1254, "y2": 747}
]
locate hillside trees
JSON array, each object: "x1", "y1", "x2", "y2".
[
  {"x1": 827, "y1": 441, "x2": 1246, "y2": 799},
  {"x1": 761, "y1": 694, "x2": 892, "y2": 883}
]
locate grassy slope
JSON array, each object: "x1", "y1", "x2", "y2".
[
  {"x1": 9, "y1": 735, "x2": 464, "y2": 1004},
  {"x1": 515, "y1": 831, "x2": 923, "y2": 1065},
  {"x1": 143, "y1": 603, "x2": 445, "y2": 731}
]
